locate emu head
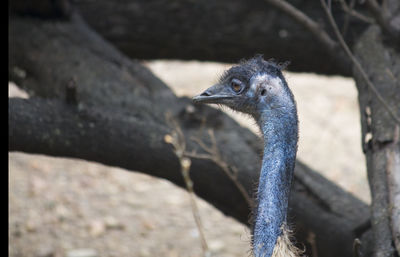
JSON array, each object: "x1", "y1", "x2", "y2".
[{"x1": 193, "y1": 56, "x2": 293, "y2": 120}]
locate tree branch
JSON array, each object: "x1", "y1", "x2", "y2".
[
  {"x1": 321, "y1": 0, "x2": 400, "y2": 125},
  {"x1": 365, "y1": 0, "x2": 400, "y2": 42},
  {"x1": 164, "y1": 120, "x2": 210, "y2": 255},
  {"x1": 353, "y1": 25, "x2": 400, "y2": 257},
  {"x1": 264, "y1": 0, "x2": 339, "y2": 52},
  {"x1": 339, "y1": 0, "x2": 375, "y2": 24},
  {"x1": 10, "y1": 97, "x2": 371, "y2": 257},
  {"x1": 386, "y1": 125, "x2": 400, "y2": 254},
  {"x1": 16, "y1": 0, "x2": 371, "y2": 76}
]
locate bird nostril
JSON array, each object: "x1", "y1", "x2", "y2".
[{"x1": 200, "y1": 91, "x2": 211, "y2": 96}]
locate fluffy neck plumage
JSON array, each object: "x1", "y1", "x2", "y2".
[{"x1": 252, "y1": 103, "x2": 299, "y2": 257}]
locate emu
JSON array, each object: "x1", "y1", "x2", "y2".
[{"x1": 193, "y1": 56, "x2": 301, "y2": 257}]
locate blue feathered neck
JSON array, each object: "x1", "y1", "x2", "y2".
[{"x1": 252, "y1": 93, "x2": 298, "y2": 257}]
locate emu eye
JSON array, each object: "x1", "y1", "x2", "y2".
[{"x1": 231, "y1": 79, "x2": 243, "y2": 93}]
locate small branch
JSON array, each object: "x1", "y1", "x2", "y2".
[
  {"x1": 353, "y1": 238, "x2": 362, "y2": 257},
  {"x1": 339, "y1": 0, "x2": 375, "y2": 24},
  {"x1": 183, "y1": 160, "x2": 211, "y2": 257},
  {"x1": 264, "y1": 0, "x2": 339, "y2": 52},
  {"x1": 164, "y1": 121, "x2": 210, "y2": 256},
  {"x1": 307, "y1": 231, "x2": 318, "y2": 257},
  {"x1": 365, "y1": 0, "x2": 385, "y2": 22},
  {"x1": 188, "y1": 130, "x2": 255, "y2": 209},
  {"x1": 341, "y1": 0, "x2": 352, "y2": 36},
  {"x1": 366, "y1": 0, "x2": 382, "y2": 12},
  {"x1": 321, "y1": 0, "x2": 400, "y2": 125},
  {"x1": 365, "y1": 0, "x2": 400, "y2": 42},
  {"x1": 165, "y1": 113, "x2": 210, "y2": 256}
]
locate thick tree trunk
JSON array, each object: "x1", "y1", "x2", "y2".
[
  {"x1": 10, "y1": 0, "x2": 370, "y2": 76},
  {"x1": 9, "y1": 12, "x2": 372, "y2": 257},
  {"x1": 354, "y1": 26, "x2": 400, "y2": 257}
]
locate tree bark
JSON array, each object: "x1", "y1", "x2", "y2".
[
  {"x1": 9, "y1": 96, "x2": 371, "y2": 257},
  {"x1": 10, "y1": 0, "x2": 371, "y2": 76},
  {"x1": 9, "y1": 13, "x2": 372, "y2": 257},
  {"x1": 354, "y1": 25, "x2": 400, "y2": 257}
]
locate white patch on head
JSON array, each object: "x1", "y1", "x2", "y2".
[
  {"x1": 269, "y1": 76, "x2": 284, "y2": 89},
  {"x1": 250, "y1": 74, "x2": 268, "y2": 93},
  {"x1": 249, "y1": 73, "x2": 285, "y2": 97}
]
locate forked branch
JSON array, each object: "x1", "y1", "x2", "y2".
[
  {"x1": 321, "y1": 0, "x2": 400, "y2": 125},
  {"x1": 188, "y1": 129, "x2": 255, "y2": 209},
  {"x1": 338, "y1": 0, "x2": 375, "y2": 24},
  {"x1": 264, "y1": 0, "x2": 338, "y2": 52},
  {"x1": 164, "y1": 113, "x2": 210, "y2": 256},
  {"x1": 365, "y1": 0, "x2": 400, "y2": 42}
]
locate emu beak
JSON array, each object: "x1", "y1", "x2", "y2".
[{"x1": 192, "y1": 84, "x2": 233, "y2": 104}]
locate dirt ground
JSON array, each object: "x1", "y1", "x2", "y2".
[{"x1": 9, "y1": 60, "x2": 370, "y2": 257}]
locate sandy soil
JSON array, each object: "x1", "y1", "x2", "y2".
[{"x1": 9, "y1": 60, "x2": 370, "y2": 257}]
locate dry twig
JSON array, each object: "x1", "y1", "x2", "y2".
[
  {"x1": 365, "y1": 0, "x2": 400, "y2": 42},
  {"x1": 320, "y1": 0, "x2": 400, "y2": 125},
  {"x1": 187, "y1": 129, "x2": 255, "y2": 209},
  {"x1": 264, "y1": 0, "x2": 338, "y2": 52},
  {"x1": 164, "y1": 113, "x2": 210, "y2": 257},
  {"x1": 339, "y1": 0, "x2": 375, "y2": 24},
  {"x1": 165, "y1": 112, "x2": 254, "y2": 209}
]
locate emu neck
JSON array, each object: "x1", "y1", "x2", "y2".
[{"x1": 253, "y1": 107, "x2": 298, "y2": 257}]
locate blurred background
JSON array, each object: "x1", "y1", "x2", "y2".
[{"x1": 9, "y1": 60, "x2": 369, "y2": 257}]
